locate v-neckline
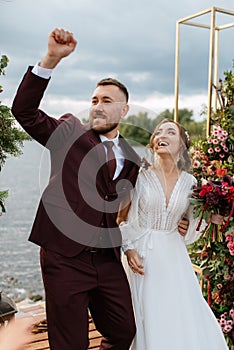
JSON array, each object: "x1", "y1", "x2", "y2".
[{"x1": 148, "y1": 168, "x2": 184, "y2": 210}]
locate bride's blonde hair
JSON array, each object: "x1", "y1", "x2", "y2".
[{"x1": 146, "y1": 119, "x2": 191, "y2": 172}]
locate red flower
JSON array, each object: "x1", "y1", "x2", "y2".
[
  {"x1": 190, "y1": 175, "x2": 234, "y2": 237},
  {"x1": 226, "y1": 187, "x2": 234, "y2": 202},
  {"x1": 216, "y1": 168, "x2": 227, "y2": 177},
  {"x1": 199, "y1": 185, "x2": 213, "y2": 197}
]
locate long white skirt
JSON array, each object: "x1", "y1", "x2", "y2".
[{"x1": 123, "y1": 230, "x2": 228, "y2": 350}]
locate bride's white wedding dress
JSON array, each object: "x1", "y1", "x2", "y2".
[{"x1": 120, "y1": 168, "x2": 228, "y2": 350}]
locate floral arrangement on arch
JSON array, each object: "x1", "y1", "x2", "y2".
[
  {"x1": 191, "y1": 124, "x2": 232, "y2": 181},
  {"x1": 188, "y1": 62, "x2": 234, "y2": 347},
  {"x1": 190, "y1": 175, "x2": 234, "y2": 243}
]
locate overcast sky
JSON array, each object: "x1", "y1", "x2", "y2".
[{"x1": 1, "y1": 0, "x2": 234, "y2": 121}]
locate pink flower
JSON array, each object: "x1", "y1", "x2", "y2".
[
  {"x1": 219, "y1": 318, "x2": 226, "y2": 326},
  {"x1": 193, "y1": 160, "x2": 200, "y2": 168},
  {"x1": 208, "y1": 148, "x2": 214, "y2": 154},
  {"x1": 223, "y1": 147, "x2": 229, "y2": 152},
  {"x1": 218, "y1": 135, "x2": 225, "y2": 141},
  {"x1": 212, "y1": 139, "x2": 219, "y2": 144},
  {"x1": 212, "y1": 126, "x2": 228, "y2": 140},
  {"x1": 223, "y1": 325, "x2": 232, "y2": 333},
  {"x1": 214, "y1": 147, "x2": 221, "y2": 152},
  {"x1": 212, "y1": 131, "x2": 219, "y2": 137},
  {"x1": 222, "y1": 130, "x2": 228, "y2": 137},
  {"x1": 207, "y1": 138, "x2": 212, "y2": 144},
  {"x1": 230, "y1": 310, "x2": 234, "y2": 319}
]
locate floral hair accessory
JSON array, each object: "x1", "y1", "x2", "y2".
[{"x1": 185, "y1": 130, "x2": 190, "y2": 143}]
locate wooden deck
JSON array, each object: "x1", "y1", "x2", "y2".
[
  {"x1": 24, "y1": 317, "x2": 102, "y2": 350},
  {"x1": 16, "y1": 301, "x2": 102, "y2": 350}
]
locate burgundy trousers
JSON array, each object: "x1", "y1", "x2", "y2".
[{"x1": 40, "y1": 248, "x2": 136, "y2": 350}]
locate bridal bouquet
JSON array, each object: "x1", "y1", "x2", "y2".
[{"x1": 190, "y1": 174, "x2": 234, "y2": 242}]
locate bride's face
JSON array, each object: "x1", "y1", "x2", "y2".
[{"x1": 153, "y1": 122, "x2": 181, "y2": 158}]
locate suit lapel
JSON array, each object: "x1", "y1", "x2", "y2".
[
  {"x1": 84, "y1": 129, "x2": 140, "y2": 187},
  {"x1": 116, "y1": 136, "x2": 141, "y2": 178}
]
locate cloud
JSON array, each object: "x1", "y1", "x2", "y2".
[{"x1": 1, "y1": 0, "x2": 234, "y2": 121}]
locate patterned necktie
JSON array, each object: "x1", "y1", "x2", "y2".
[{"x1": 103, "y1": 141, "x2": 117, "y2": 179}]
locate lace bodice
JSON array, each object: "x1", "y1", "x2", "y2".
[
  {"x1": 120, "y1": 168, "x2": 202, "y2": 247},
  {"x1": 136, "y1": 168, "x2": 196, "y2": 231}
]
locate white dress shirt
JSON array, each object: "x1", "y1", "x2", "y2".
[
  {"x1": 99, "y1": 133, "x2": 125, "y2": 180},
  {"x1": 32, "y1": 63, "x2": 52, "y2": 79}
]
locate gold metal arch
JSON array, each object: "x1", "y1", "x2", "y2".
[{"x1": 174, "y1": 7, "x2": 234, "y2": 137}]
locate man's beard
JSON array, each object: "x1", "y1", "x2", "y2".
[{"x1": 91, "y1": 122, "x2": 118, "y2": 135}]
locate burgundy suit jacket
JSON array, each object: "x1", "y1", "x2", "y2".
[{"x1": 12, "y1": 68, "x2": 140, "y2": 261}]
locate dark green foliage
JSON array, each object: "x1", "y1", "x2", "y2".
[
  {"x1": 0, "y1": 55, "x2": 31, "y2": 214},
  {"x1": 119, "y1": 108, "x2": 205, "y2": 145}
]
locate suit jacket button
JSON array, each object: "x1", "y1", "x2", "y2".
[{"x1": 104, "y1": 195, "x2": 108, "y2": 200}]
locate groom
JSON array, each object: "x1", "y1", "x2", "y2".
[
  {"x1": 12, "y1": 28, "x2": 189, "y2": 350},
  {"x1": 12, "y1": 28, "x2": 140, "y2": 350}
]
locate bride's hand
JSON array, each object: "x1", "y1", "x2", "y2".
[
  {"x1": 125, "y1": 249, "x2": 144, "y2": 275},
  {"x1": 178, "y1": 217, "x2": 189, "y2": 236}
]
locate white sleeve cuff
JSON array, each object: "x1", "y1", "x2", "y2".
[
  {"x1": 32, "y1": 63, "x2": 53, "y2": 79},
  {"x1": 122, "y1": 243, "x2": 135, "y2": 252}
]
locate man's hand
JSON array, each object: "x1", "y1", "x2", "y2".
[
  {"x1": 125, "y1": 249, "x2": 144, "y2": 275},
  {"x1": 40, "y1": 28, "x2": 78, "y2": 69},
  {"x1": 178, "y1": 217, "x2": 189, "y2": 237}
]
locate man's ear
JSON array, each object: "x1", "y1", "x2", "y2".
[{"x1": 121, "y1": 104, "x2": 129, "y2": 119}]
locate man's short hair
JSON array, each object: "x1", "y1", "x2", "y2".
[{"x1": 96, "y1": 78, "x2": 129, "y2": 102}]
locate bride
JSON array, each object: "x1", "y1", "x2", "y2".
[{"x1": 117, "y1": 119, "x2": 228, "y2": 349}]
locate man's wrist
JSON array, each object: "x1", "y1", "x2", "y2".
[{"x1": 39, "y1": 53, "x2": 61, "y2": 69}]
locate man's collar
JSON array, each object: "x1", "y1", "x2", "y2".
[{"x1": 99, "y1": 131, "x2": 120, "y2": 146}]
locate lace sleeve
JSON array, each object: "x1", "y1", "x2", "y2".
[
  {"x1": 119, "y1": 171, "x2": 147, "y2": 249},
  {"x1": 183, "y1": 204, "x2": 205, "y2": 245}
]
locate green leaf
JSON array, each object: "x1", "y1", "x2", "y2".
[{"x1": 0, "y1": 190, "x2": 8, "y2": 199}]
